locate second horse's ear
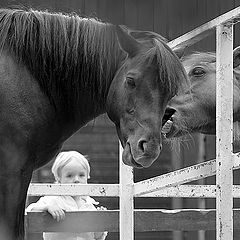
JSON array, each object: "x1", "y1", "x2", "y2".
[
  {"x1": 116, "y1": 25, "x2": 142, "y2": 58},
  {"x1": 172, "y1": 47, "x2": 186, "y2": 59},
  {"x1": 233, "y1": 46, "x2": 240, "y2": 68}
]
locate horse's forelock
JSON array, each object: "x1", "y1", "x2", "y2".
[
  {"x1": 133, "y1": 39, "x2": 189, "y2": 98},
  {"x1": 153, "y1": 39, "x2": 189, "y2": 97}
]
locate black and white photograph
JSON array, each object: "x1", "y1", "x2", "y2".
[{"x1": 0, "y1": 1, "x2": 240, "y2": 240}]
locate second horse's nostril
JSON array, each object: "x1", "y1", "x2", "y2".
[{"x1": 138, "y1": 139, "x2": 147, "y2": 153}]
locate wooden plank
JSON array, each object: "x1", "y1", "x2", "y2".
[
  {"x1": 84, "y1": 0, "x2": 98, "y2": 17},
  {"x1": 168, "y1": 6, "x2": 240, "y2": 50},
  {"x1": 153, "y1": 0, "x2": 167, "y2": 36},
  {"x1": 26, "y1": 209, "x2": 240, "y2": 232},
  {"x1": 204, "y1": 132, "x2": 216, "y2": 236},
  {"x1": 51, "y1": 0, "x2": 84, "y2": 13},
  {"x1": 105, "y1": 0, "x2": 124, "y2": 25},
  {"x1": 96, "y1": 0, "x2": 107, "y2": 21},
  {"x1": 62, "y1": 144, "x2": 118, "y2": 154},
  {"x1": 197, "y1": 134, "x2": 206, "y2": 240},
  {"x1": 124, "y1": 0, "x2": 138, "y2": 29},
  {"x1": 119, "y1": 144, "x2": 134, "y2": 240},
  {"x1": 164, "y1": 0, "x2": 183, "y2": 40},
  {"x1": 180, "y1": 133, "x2": 201, "y2": 239},
  {"x1": 65, "y1": 133, "x2": 118, "y2": 143},
  {"x1": 27, "y1": 211, "x2": 118, "y2": 233},
  {"x1": 28, "y1": 184, "x2": 240, "y2": 198},
  {"x1": 216, "y1": 24, "x2": 234, "y2": 240},
  {"x1": 137, "y1": 0, "x2": 154, "y2": 31},
  {"x1": 27, "y1": 183, "x2": 119, "y2": 197},
  {"x1": 143, "y1": 185, "x2": 240, "y2": 198},
  {"x1": 234, "y1": 1, "x2": 240, "y2": 47},
  {"x1": 219, "y1": 0, "x2": 234, "y2": 14},
  {"x1": 65, "y1": 0, "x2": 85, "y2": 14},
  {"x1": 171, "y1": 139, "x2": 183, "y2": 240},
  {"x1": 134, "y1": 152, "x2": 240, "y2": 196}
]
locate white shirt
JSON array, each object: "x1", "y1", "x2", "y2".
[{"x1": 26, "y1": 196, "x2": 107, "y2": 240}]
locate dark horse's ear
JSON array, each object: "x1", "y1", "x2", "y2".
[
  {"x1": 172, "y1": 46, "x2": 186, "y2": 59},
  {"x1": 116, "y1": 25, "x2": 142, "y2": 58},
  {"x1": 233, "y1": 46, "x2": 240, "y2": 68}
]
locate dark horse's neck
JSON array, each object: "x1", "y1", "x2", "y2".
[{"x1": 0, "y1": 9, "x2": 125, "y2": 131}]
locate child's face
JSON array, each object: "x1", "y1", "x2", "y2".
[{"x1": 59, "y1": 158, "x2": 88, "y2": 184}]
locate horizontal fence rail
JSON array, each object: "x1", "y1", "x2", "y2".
[
  {"x1": 168, "y1": 6, "x2": 240, "y2": 49},
  {"x1": 28, "y1": 184, "x2": 240, "y2": 199},
  {"x1": 27, "y1": 209, "x2": 240, "y2": 232},
  {"x1": 27, "y1": 153, "x2": 240, "y2": 198},
  {"x1": 28, "y1": 184, "x2": 119, "y2": 197},
  {"x1": 143, "y1": 185, "x2": 240, "y2": 198},
  {"x1": 134, "y1": 153, "x2": 240, "y2": 196}
]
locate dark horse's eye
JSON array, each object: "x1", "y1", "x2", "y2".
[
  {"x1": 191, "y1": 67, "x2": 205, "y2": 77},
  {"x1": 126, "y1": 77, "x2": 136, "y2": 88},
  {"x1": 127, "y1": 108, "x2": 135, "y2": 115}
]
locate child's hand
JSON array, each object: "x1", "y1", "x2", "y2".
[
  {"x1": 95, "y1": 231, "x2": 108, "y2": 240},
  {"x1": 96, "y1": 206, "x2": 107, "y2": 211},
  {"x1": 47, "y1": 205, "x2": 65, "y2": 222}
]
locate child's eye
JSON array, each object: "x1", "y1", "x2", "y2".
[
  {"x1": 67, "y1": 174, "x2": 72, "y2": 178},
  {"x1": 79, "y1": 174, "x2": 85, "y2": 177}
]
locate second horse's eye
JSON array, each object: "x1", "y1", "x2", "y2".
[
  {"x1": 191, "y1": 67, "x2": 205, "y2": 77},
  {"x1": 126, "y1": 77, "x2": 136, "y2": 88}
]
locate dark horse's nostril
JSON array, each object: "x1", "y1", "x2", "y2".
[
  {"x1": 138, "y1": 139, "x2": 147, "y2": 153},
  {"x1": 138, "y1": 139, "x2": 162, "y2": 155},
  {"x1": 160, "y1": 143, "x2": 162, "y2": 151}
]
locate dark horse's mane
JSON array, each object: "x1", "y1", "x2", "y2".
[
  {"x1": 0, "y1": 8, "x2": 123, "y2": 115},
  {"x1": 0, "y1": 8, "x2": 187, "y2": 114}
]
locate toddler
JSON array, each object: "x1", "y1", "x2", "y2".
[{"x1": 26, "y1": 151, "x2": 108, "y2": 240}]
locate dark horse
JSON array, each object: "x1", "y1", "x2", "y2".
[{"x1": 0, "y1": 8, "x2": 188, "y2": 239}]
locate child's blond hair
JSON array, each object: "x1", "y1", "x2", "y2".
[{"x1": 52, "y1": 151, "x2": 90, "y2": 182}]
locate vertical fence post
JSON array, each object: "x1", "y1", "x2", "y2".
[
  {"x1": 171, "y1": 143, "x2": 183, "y2": 240},
  {"x1": 197, "y1": 134, "x2": 206, "y2": 240},
  {"x1": 216, "y1": 23, "x2": 233, "y2": 240},
  {"x1": 119, "y1": 142, "x2": 134, "y2": 240}
]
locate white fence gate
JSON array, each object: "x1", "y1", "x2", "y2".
[{"x1": 26, "y1": 7, "x2": 240, "y2": 240}]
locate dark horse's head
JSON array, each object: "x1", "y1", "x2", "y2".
[
  {"x1": 107, "y1": 26, "x2": 188, "y2": 168},
  {"x1": 0, "y1": 9, "x2": 187, "y2": 172}
]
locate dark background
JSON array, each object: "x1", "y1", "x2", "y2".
[{"x1": 1, "y1": 1, "x2": 240, "y2": 239}]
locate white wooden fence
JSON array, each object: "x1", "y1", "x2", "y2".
[{"x1": 26, "y1": 7, "x2": 240, "y2": 240}]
